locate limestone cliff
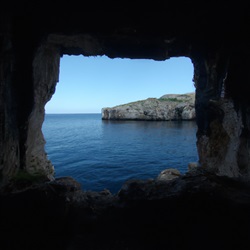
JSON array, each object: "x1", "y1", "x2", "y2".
[{"x1": 102, "y1": 93, "x2": 195, "y2": 121}]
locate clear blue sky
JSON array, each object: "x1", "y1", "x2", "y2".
[{"x1": 45, "y1": 55, "x2": 195, "y2": 114}]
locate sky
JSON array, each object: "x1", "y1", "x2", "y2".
[{"x1": 45, "y1": 55, "x2": 195, "y2": 114}]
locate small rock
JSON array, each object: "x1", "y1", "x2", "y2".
[
  {"x1": 50, "y1": 176, "x2": 82, "y2": 192},
  {"x1": 100, "y1": 189, "x2": 112, "y2": 196},
  {"x1": 156, "y1": 168, "x2": 181, "y2": 182},
  {"x1": 188, "y1": 162, "x2": 199, "y2": 172},
  {"x1": 118, "y1": 179, "x2": 155, "y2": 199}
]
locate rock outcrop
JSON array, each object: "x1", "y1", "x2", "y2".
[
  {"x1": 102, "y1": 93, "x2": 195, "y2": 121},
  {"x1": 1, "y1": 169, "x2": 250, "y2": 250}
]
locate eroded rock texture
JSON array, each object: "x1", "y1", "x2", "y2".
[
  {"x1": 1, "y1": 170, "x2": 250, "y2": 250},
  {"x1": 102, "y1": 93, "x2": 195, "y2": 121}
]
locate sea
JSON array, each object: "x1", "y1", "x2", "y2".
[{"x1": 42, "y1": 113, "x2": 198, "y2": 193}]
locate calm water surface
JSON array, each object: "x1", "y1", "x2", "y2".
[{"x1": 42, "y1": 114, "x2": 198, "y2": 193}]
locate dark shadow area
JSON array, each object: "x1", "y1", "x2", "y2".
[{"x1": 1, "y1": 170, "x2": 250, "y2": 250}]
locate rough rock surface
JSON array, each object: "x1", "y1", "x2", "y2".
[
  {"x1": 102, "y1": 93, "x2": 195, "y2": 120},
  {"x1": 1, "y1": 170, "x2": 250, "y2": 250},
  {"x1": 197, "y1": 99, "x2": 246, "y2": 177},
  {"x1": 156, "y1": 168, "x2": 181, "y2": 182}
]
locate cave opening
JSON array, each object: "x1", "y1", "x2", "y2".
[{"x1": 42, "y1": 55, "x2": 197, "y2": 193}]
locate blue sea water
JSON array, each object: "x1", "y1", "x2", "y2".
[{"x1": 42, "y1": 114, "x2": 198, "y2": 193}]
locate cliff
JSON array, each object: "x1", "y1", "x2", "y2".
[{"x1": 102, "y1": 93, "x2": 195, "y2": 121}]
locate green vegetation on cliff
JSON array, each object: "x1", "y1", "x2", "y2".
[{"x1": 102, "y1": 93, "x2": 195, "y2": 121}]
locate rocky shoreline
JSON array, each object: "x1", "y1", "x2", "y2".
[{"x1": 102, "y1": 93, "x2": 195, "y2": 121}]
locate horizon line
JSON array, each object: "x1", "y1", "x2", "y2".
[{"x1": 45, "y1": 112, "x2": 102, "y2": 115}]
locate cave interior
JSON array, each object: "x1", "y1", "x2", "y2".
[{"x1": 1, "y1": 3, "x2": 250, "y2": 250}]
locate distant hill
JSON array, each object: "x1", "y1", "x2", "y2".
[{"x1": 102, "y1": 92, "x2": 195, "y2": 121}]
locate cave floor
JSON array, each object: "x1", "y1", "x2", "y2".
[{"x1": 1, "y1": 169, "x2": 250, "y2": 250}]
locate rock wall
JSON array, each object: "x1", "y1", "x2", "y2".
[
  {"x1": 192, "y1": 48, "x2": 250, "y2": 178},
  {"x1": 197, "y1": 99, "x2": 243, "y2": 177},
  {"x1": 102, "y1": 93, "x2": 195, "y2": 121}
]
